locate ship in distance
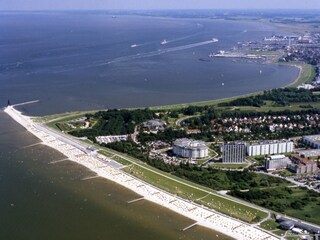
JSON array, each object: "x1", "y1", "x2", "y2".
[{"x1": 160, "y1": 39, "x2": 168, "y2": 45}]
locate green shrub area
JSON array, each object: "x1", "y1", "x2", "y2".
[
  {"x1": 218, "y1": 88, "x2": 320, "y2": 107},
  {"x1": 174, "y1": 165, "x2": 289, "y2": 191},
  {"x1": 69, "y1": 108, "x2": 155, "y2": 138},
  {"x1": 230, "y1": 187, "x2": 320, "y2": 225}
]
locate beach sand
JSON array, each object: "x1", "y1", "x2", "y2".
[{"x1": 4, "y1": 105, "x2": 279, "y2": 240}]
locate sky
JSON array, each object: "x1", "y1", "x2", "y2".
[{"x1": 1, "y1": 0, "x2": 320, "y2": 11}]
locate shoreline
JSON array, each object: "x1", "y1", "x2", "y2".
[
  {"x1": 150, "y1": 61, "x2": 304, "y2": 110},
  {"x1": 3, "y1": 105, "x2": 279, "y2": 240},
  {"x1": 2, "y1": 62, "x2": 308, "y2": 114},
  {"x1": 285, "y1": 64, "x2": 302, "y2": 88}
]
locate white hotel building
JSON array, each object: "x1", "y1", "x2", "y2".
[
  {"x1": 173, "y1": 138, "x2": 208, "y2": 159},
  {"x1": 247, "y1": 140, "x2": 293, "y2": 156}
]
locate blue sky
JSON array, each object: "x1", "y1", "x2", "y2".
[{"x1": 1, "y1": 0, "x2": 320, "y2": 10}]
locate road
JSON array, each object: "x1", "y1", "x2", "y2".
[{"x1": 175, "y1": 115, "x2": 200, "y2": 127}]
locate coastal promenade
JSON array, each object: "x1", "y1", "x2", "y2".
[{"x1": 4, "y1": 105, "x2": 279, "y2": 240}]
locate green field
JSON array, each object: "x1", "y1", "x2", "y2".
[
  {"x1": 272, "y1": 229, "x2": 286, "y2": 237},
  {"x1": 197, "y1": 194, "x2": 265, "y2": 222},
  {"x1": 123, "y1": 164, "x2": 267, "y2": 223},
  {"x1": 233, "y1": 186, "x2": 320, "y2": 226},
  {"x1": 216, "y1": 100, "x2": 320, "y2": 113},
  {"x1": 285, "y1": 236, "x2": 301, "y2": 240},
  {"x1": 286, "y1": 63, "x2": 316, "y2": 88},
  {"x1": 259, "y1": 219, "x2": 287, "y2": 236},
  {"x1": 285, "y1": 188, "x2": 320, "y2": 225},
  {"x1": 45, "y1": 113, "x2": 88, "y2": 131},
  {"x1": 209, "y1": 163, "x2": 248, "y2": 169},
  {"x1": 260, "y1": 219, "x2": 280, "y2": 231}
]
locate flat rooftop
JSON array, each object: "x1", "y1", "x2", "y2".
[
  {"x1": 174, "y1": 138, "x2": 208, "y2": 150},
  {"x1": 304, "y1": 135, "x2": 320, "y2": 143}
]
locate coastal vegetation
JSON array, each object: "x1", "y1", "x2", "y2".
[
  {"x1": 96, "y1": 138, "x2": 320, "y2": 224},
  {"x1": 218, "y1": 88, "x2": 320, "y2": 107},
  {"x1": 287, "y1": 63, "x2": 316, "y2": 87},
  {"x1": 173, "y1": 164, "x2": 289, "y2": 190},
  {"x1": 230, "y1": 187, "x2": 320, "y2": 225},
  {"x1": 124, "y1": 163, "x2": 267, "y2": 223},
  {"x1": 70, "y1": 108, "x2": 154, "y2": 139}
]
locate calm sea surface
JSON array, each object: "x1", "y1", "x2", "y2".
[
  {"x1": 0, "y1": 12, "x2": 298, "y2": 115},
  {"x1": 0, "y1": 12, "x2": 298, "y2": 240}
]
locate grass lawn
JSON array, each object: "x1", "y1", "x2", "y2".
[
  {"x1": 197, "y1": 194, "x2": 267, "y2": 223},
  {"x1": 209, "y1": 163, "x2": 248, "y2": 169},
  {"x1": 236, "y1": 186, "x2": 320, "y2": 225},
  {"x1": 98, "y1": 150, "x2": 114, "y2": 158},
  {"x1": 45, "y1": 113, "x2": 88, "y2": 131},
  {"x1": 278, "y1": 169, "x2": 296, "y2": 177},
  {"x1": 272, "y1": 229, "x2": 286, "y2": 237},
  {"x1": 285, "y1": 236, "x2": 301, "y2": 240},
  {"x1": 285, "y1": 192, "x2": 320, "y2": 225},
  {"x1": 260, "y1": 219, "x2": 281, "y2": 231},
  {"x1": 99, "y1": 150, "x2": 132, "y2": 165},
  {"x1": 286, "y1": 63, "x2": 316, "y2": 88},
  {"x1": 111, "y1": 155, "x2": 132, "y2": 165},
  {"x1": 123, "y1": 164, "x2": 267, "y2": 223}
]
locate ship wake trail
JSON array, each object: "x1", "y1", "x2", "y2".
[
  {"x1": 50, "y1": 39, "x2": 217, "y2": 73},
  {"x1": 94, "y1": 39, "x2": 217, "y2": 67}
]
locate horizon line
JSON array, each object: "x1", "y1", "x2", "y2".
[{"x1": 1, "y1": 8, "x2": 320, "y2": 12}]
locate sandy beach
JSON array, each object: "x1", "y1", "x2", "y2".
[
  {"x1": 4, "y1": 105, "x2": 280, "y2": 240},
  {"x1": 285, "y1": 63, "x2": 303, "y2": 88}
]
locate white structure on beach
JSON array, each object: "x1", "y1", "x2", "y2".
[
  {"x1": 173, "y1": 138, "x2": 208, "y2": 159},
  {"x1": 247, "y1": 140, "x2": 293, "y2": 156}
]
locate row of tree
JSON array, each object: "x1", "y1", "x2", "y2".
[
  {"x1": 219, "y1": 88, "x2": 320, "y2": 107},
  {"x1": 229, "y1": 187, "x2": 320, "y2": 213}
]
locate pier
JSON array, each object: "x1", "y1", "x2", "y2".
[
  {"x1": 82, "y1": 175, "x2": 100, "y2": 181},
  {"x1": 49, "y1": 158, "x2": 69, "y2": 164},
  {"x1": 127, "y1": 197, "x2": 145, "y2": 204},
  {"x1": 21, "y1": 142, "x2": 43, "y2": 149},
  {"x1": 181, "y1": 222, "x2": 197, "y2": 232}
]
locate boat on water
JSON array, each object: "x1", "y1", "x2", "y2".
[
  {"x1": 212, "y1": 38, "x2": 219, "y2": 42},
  {"x1": 131, "y1": 44, "x2": 138, "y2": 48},
  {"x1": 160, "y1": 40, "x2": 168, "y2": 45}
]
